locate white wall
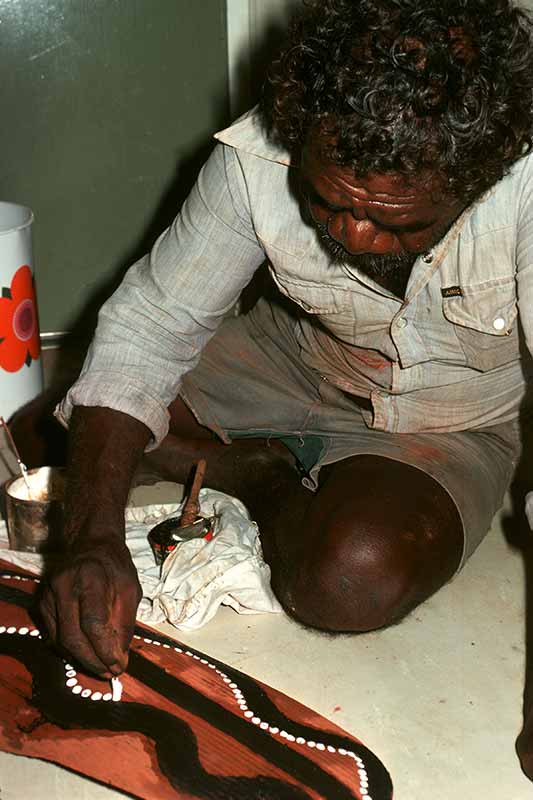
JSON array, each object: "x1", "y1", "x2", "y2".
[
  {"x1": 226, "y1": 0, "x2": 300, "y2": 116},
  {"x1": 248, "y1": 0, "x2": 300, "y2": 40}
]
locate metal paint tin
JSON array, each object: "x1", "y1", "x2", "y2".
[
  {"x1": 4, "y1": 466, "x2": 65, "y2": 552},
  {"x1": 148, "y1": 515, "x2": 215, "y2": 567}
]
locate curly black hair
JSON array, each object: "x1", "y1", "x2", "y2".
[{"x1": 262, "y1": 0, "x2": 533, "y2": 202}]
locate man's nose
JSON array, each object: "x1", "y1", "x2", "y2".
[{"x1": 328, "y1": 213, "x2": 399, "y2": 255}]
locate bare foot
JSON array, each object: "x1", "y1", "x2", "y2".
[{"x1": 517, "y1": 710, "x2": 533, "y2": 781}]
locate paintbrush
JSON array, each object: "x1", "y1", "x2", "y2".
[
  {"x1": 179, "y1": 458, "x2": 207, "y2": 528},
  {"x1": 0, "y1": 417, "x2": 33, "y2": 499},
  {"x1": 147, "y1": 458, "x2": 212, "y2": 572}
]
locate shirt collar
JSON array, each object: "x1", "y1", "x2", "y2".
[{"x1": 214, "y1": 106, "x2": 295, "y2": 167}]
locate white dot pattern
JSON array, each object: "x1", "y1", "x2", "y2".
[
  {"x1": 0, "y1": 572, "x2": 373, "y2": 799},
  {"x1": 0, "y1": 573, "x2": 40, "y2": 583},
  {"x1": 137, "y1": 632, "x2": 372, "y2": 797},
  {"x1": 0, "y1": 567, "x2": 122, "y2": 706}
]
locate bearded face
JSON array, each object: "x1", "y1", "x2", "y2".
[{"x1": 300, "y1": 138, "x2": 465, "y2": 292}]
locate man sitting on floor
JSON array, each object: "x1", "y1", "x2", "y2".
[{"x1": 34, "y1": 0, "x2": 533, "y2": 779}]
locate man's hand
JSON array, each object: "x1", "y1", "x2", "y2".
[
  {"x1": 40, "y1": 405, "x2": 152, "y2": 676},
  {"x1": 39, "y1": 533, "x2": 142, "y2": 677}
]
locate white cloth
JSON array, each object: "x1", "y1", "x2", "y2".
[{"x1": 0, "y1": 487, "x2": 282, "y2": 630}]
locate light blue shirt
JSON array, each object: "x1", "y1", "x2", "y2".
[{"x1": 58, "y1": 108, "x2": 533, "y2": 446}]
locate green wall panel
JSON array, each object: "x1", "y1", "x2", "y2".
[{"x1": 0, "y1": 0, "x2": 229, "y2": 332}]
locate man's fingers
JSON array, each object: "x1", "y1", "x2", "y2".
[
  {"x1": 115, "y1": 577, "x2": 142, "y2": 656},
  {"x1": 39, "y1": 586, "x2": 58, "y2": 642},
  {"x1": 78, "y1": 569, "x2": 134, "y2": 674},
  {"x1": 55, "y1": 588, "x2": 111, "y2": 677},
  {"x1": 84, "y1": 557, "x2": 142, "y2": 670},
  {"x1": 42, "y1": 552, "x2": 140, "y2": 677},
  {"x1": 80, "y1": 613, "x2": 128, "y2": 674}
]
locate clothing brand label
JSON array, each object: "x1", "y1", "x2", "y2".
[{"x1": 441, "y1": 285, "x2": 463, "y2": 298}]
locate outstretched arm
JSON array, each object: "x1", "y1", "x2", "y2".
[
  {"x1": 39, "y1": 406, "x2": 149, "y2": 677},
  {"x1": 44, "y1": 136, "x2": 267, "y2": 675}
]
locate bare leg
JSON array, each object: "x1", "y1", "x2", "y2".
[
  {"x1": 279, "y1": 454, "x2": 463, "y2": 630},
  {"x1": 142, "y1": 397, "x2": 464, "y2": 632}
]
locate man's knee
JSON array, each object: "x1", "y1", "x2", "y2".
[
  {"x1": 286, "y1": 521, "x2": 417, "y2": 632},
  {"x1": 283, "y1": 458, "x2": 464, "y2": 633}
]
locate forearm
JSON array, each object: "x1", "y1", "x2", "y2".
[{"x1": 63, "y1": 405, "x2": 151, "y2": 546}]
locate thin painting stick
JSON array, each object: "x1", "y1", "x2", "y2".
[
  {"x1": 0, "y1": 417, "x2": 32, "y2": 499},
  {"x1": 179, "y1": 458, "x2": 207, "y2": 528}
]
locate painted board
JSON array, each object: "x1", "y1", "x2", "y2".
[{"x1": 0, "y1": 560, "x2": 393, "y2": 800}]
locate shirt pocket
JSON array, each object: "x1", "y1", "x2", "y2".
[
  {"x1": 272, "y1": 275, "x2": 352, "y2": 313},
  {"x1": 442, "y1": 277, "x2": 519, "y2": 371},
  {"x1": 285, "y1": 282, "x2": 351, "y2": 314},
  {"x1": 272, "y1": 274, "x2": 356, "y2": 340}
]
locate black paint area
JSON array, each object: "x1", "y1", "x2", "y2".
[
  {"x1": 0, "y1": 578, "x2": 393, "y2": 800},
  {"x1": 131, "y1": 625, "x2": 393, "y2": 800}
]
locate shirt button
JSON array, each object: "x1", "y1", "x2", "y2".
[
  {"x1": 493, "y1": 317, "x2": 506, "y2": 331},
  {"x1": 396, "y1": 317, "x2": 408, "y2": 329},
  {"x1": 422, "y1": 252, "x2": 434, "y2": 264}
]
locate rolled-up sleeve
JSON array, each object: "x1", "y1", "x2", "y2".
[{"x1": 56, "y1": 143, "x2": 266, "y2": 447}]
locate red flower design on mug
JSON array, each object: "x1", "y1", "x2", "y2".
[{"x1": 0, "y1": 265, "x2": 41, "y2": 372}]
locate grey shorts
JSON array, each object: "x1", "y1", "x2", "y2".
[{"x1": 180, "y1": 298, "x2": 521, "y2": 572}]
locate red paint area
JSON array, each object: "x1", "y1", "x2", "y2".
[
  {"x1": 0, "y1": 561, "x2": 393, "y2": 800},
  {"x1": 404, "y1": 442, "x2": 446, "y2": 463},
  {"x1": 352, "y1": 350, "x2": 391, "y2": 370}
]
